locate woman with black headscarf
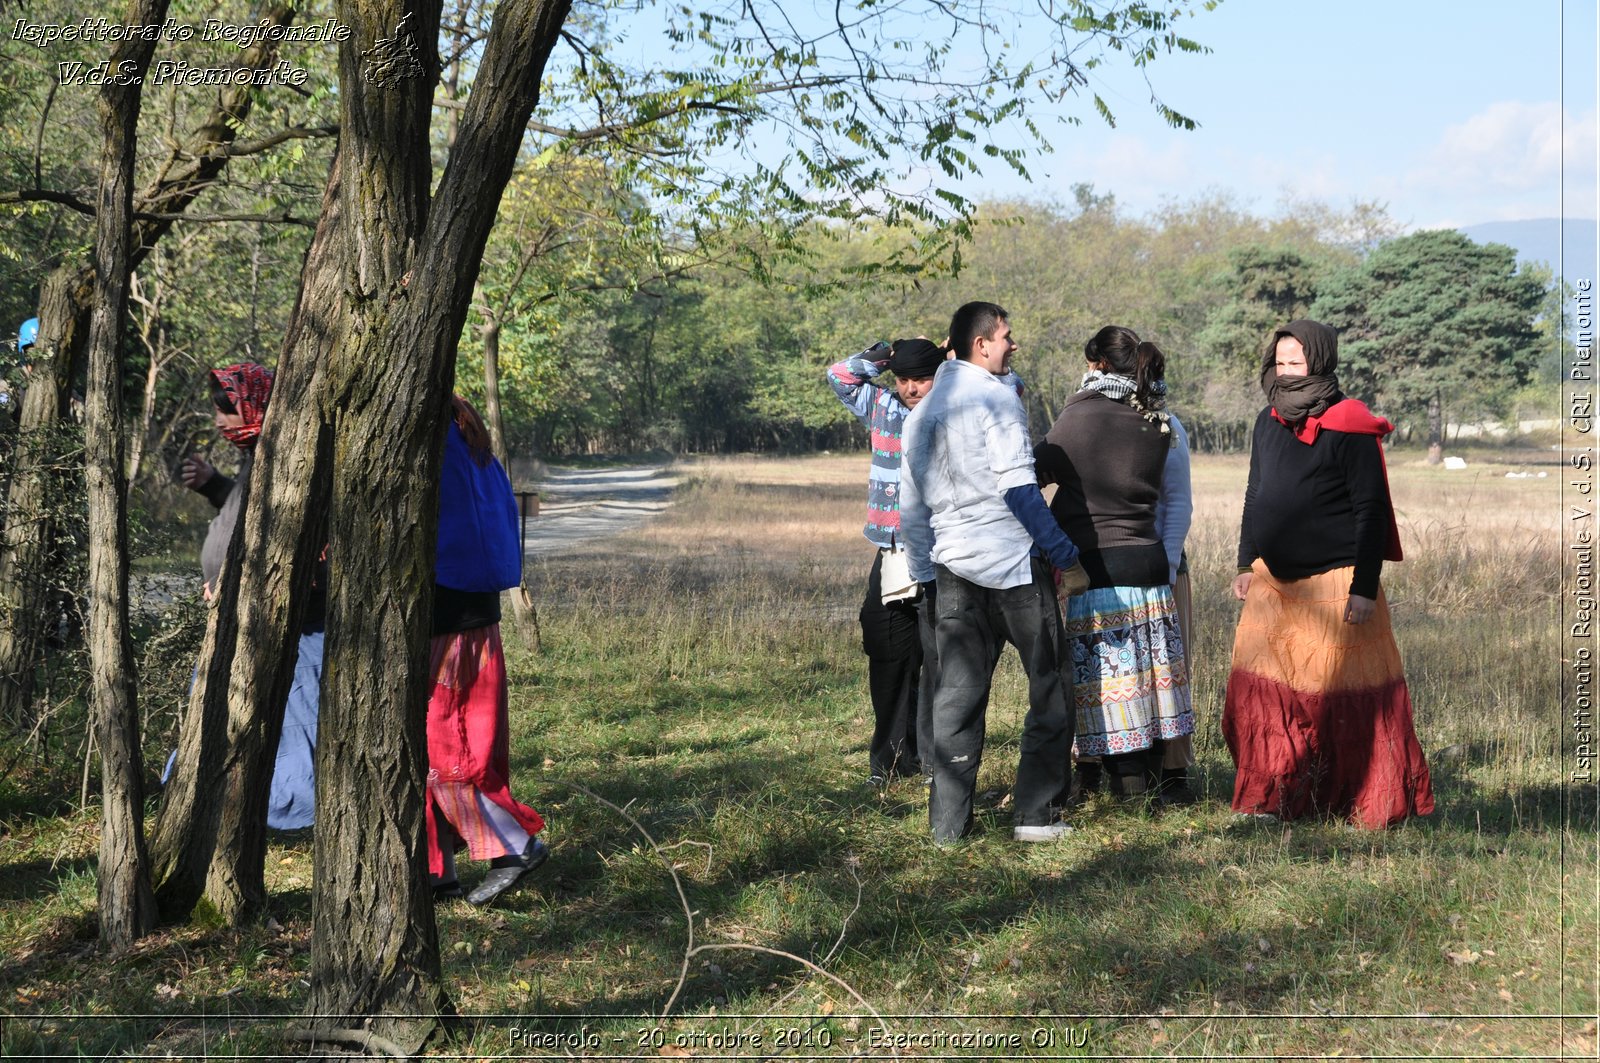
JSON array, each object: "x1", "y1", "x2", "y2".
[{"x1": 1224, "y1": 320, "x2": 1434, "y2": 828}]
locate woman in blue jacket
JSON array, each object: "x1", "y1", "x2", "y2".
[{"x1": 425, "y1": 397, "x2": 548, "y2": 906}]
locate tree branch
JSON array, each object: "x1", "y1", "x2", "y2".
[
  {"x1": 0, "y1": 189, "x2": 315, "y2": 227},
  {"x1": 222, "y1": 125, "x2": 338, "y2": 158}
]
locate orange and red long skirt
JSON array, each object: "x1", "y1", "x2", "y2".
[{"x1": 1223, "y1": 562, "x2": 1434, "y2": 828}]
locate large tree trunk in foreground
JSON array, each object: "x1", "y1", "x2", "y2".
[
  {"x1": 149, "y1": 150, "x2": 343, "y2": 924},
  {"x1": 198, "y1": 153, "x2": 339, "y2": 923},
  {"x1": 305, "y1": 0, "x2": 571, "y2": 1046},
  {"x1": 84, "y1": 0, "x2": 167, "y2": 951}
]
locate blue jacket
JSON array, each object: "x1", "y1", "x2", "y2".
[{"x1": 436, "y1": 421, "x2": 522, "y2": 592}]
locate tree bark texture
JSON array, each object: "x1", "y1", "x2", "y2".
[
  {"x1": 149, "y1": 150, "x2": 343, "y2": 924},
  {"x1": 0, "y1": 5, "x2": 297, "y2": 728},
  {"x1": 198, "y1": 149, "x2": 341, "y2": 922},
  {"x1": 307, "y1": 0, "x2": 571, "y2": 1044},
  {"x1": 0, "y1": 268, "x2": 90, "y2": 726},
  {"x1": 84, "y1": 0, "x2": 168, "y2": 951}
]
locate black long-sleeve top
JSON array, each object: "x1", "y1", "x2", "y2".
[
  {"x1": 1035, "y1": 390, "x2": 1170, "y2": 589},
  {"x1": 1236, "y1": 406, "x2": 1392, "y2": 599},
  {"x1": 431, "y1": 585, "x2": 502, "y2": 637}
]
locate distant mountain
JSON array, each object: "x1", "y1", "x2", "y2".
[{"x1": 1457, "y1": 217, "x2": 1597, "y2": 278}]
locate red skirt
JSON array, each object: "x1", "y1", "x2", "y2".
[
  {"x1": 424, "y1": 625, "x2": 544, "y2": 875},
  {"x1": 1223, "y1": 563, "x2": 1434, "y2": 828}
]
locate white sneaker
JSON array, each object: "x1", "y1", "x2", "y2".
[{"x1": 1013, "y1": 822, "x2": 1073, "y2": 842}]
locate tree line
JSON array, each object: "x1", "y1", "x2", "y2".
[
  {"x1": 1, "y1": 0, "x2": 1236, "y2": 1049},
  {"x1": 465, "y1": 187, "x2": 1556, "y2": 460}
]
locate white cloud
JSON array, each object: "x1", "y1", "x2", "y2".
[{"x1": 1400, "y1": 101, "x2": 1597, "y2": 224}]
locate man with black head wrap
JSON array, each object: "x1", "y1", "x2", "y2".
[{"x1": 827, "y1": 337, "x2": 944, "y2": 785}]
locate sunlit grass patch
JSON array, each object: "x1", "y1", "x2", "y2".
[{"x1": 0, "y1": 450, "x2": 1587, "y2": 1060}]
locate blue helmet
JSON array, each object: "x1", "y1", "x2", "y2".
[{"x1": 17, "y1": 318, "x2": 38, "y2": 353}]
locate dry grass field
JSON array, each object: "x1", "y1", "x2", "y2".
[{"x1": 0, "y1": 447, "x2": 1592, "y2": 1060}]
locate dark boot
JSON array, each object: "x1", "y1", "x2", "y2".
[
  {"x1": 1065, "y1": 761, "x2": 1102, "y2": 808},
  {"x1": 1157, "y1": 767, "x2": 1197, "y2": 807},
  {"x1": 1103, "y1": 754, "x2": 1149, "y2": 799}
]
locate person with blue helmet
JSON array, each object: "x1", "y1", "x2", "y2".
[
  {"x1": 2, "y1": 318, "x2": 37, "y2": 417},
  {"x1": 17, "y1": 318, "x2": 38, "y2": 357}
]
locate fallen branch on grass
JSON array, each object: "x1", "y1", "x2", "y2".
[{"x1": 546, "y1": 778, "x2": 898, "y2": 1055}]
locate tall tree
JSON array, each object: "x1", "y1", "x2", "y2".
[
  {"x1": 1311, "y1": 229, "x2": 1548, "y2": 430},
  {"x1": 1190, "y1": 243, "x2": 1333, "y2": 447},
  {"x1": 147, "y1": 149, "x2": 343, "y2": 925},
  {"x1": 297, "y1": 0, "x2": 573, "y2": 1044},
  {"x1": 82, "y1": 0, "x2": 169, "y2": 951},
  {"x1": 0, "y1": 4, "x2": 304, "y2": 725}
]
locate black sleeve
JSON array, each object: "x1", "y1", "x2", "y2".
[
  {"x1": 197, "y1": 472, "x2": 234, "y2": 510},
  {"x1": 1034, "y1": 438, "x2": 1066, "y2": 488},
  {"x1": 1337, "y1": 432, "x2": 1391, "y2": 599},
  {"x1": 1236, "y1": 411, "x2": 1266, "y2": 571}
]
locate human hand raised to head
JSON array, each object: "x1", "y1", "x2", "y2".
[
  {"x1": 1344, "y1": 593, "x2": 1376, "y2": 625},
  {"x1": 180, "y1": 454, "x2": 215, "y2": 489},
  {"x1": 1231, "y1": 571, "x2": 1253, "y2": 601}
]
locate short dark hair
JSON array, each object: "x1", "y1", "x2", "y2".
[{"x1": 947, "y1": 301, "x2": 1008, "y2": 362}]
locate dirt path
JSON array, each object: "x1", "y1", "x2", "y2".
[{"x1": 521, "y1": 463, "x2": 680, "y2": 557}]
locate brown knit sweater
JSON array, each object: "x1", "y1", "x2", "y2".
[{"x1": 1034, "y1": 390, "x2": 1170, "y2": 588}]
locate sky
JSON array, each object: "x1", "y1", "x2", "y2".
[{"x1": 953, "y1": 0, "x2": 1598, "y2": 234}]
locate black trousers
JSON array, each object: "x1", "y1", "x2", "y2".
[
  {"x1": 860, "y1": 550, "x2": 922, "y2": 778},
  {"x1": 927, "y1": 562, "x2": 1074, "y2": 842},
  {"x1": 915, "y1": 580, "x2": 1002, "y2": 779}
]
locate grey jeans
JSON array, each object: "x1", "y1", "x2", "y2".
[{"x1": 927, "y1": 562, "x2": 1074, "y2": 841}]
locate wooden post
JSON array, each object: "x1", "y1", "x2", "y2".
[{"x1": 506, "y1": 488, "x2": 541, "y2": 651}]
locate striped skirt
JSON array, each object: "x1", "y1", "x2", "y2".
[
  {"x1": 1065, "y1": 584, "x2": 1194, "y2": 757},
  {"x1": 1223, "y1": 562, "x2": 1434, "y2": 828},
  {"x1": 425, "y1": 624, "x2": 545, "y2": 875}
]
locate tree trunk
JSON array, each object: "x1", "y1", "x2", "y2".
[
  {"x1": 148, "y1": 150, "x2": 343, "y2": 925},
  {"x1": 126, "y1": 271, "x2": 160, "y2": 487},
  {"x1": 0, "y1": 5, "x2": 297, "y2": 728},
  {"x1": 84, "y1": 0, "x2": 168, "y2": 952},
  {"x1": 0, "y1": 268, "x2": 90, "y2": 727},
  {"x1": 305, "y1": 0, "x2": 571, "y2": 1045},
  {"x1": 1426, "y1": 389, "x2": 1443, "y2": 465},
  {"x1": 481, "y1": 311, "x2": 509, "y2": 468},
  {"x1": 202, "y1": 149, "x2": 341, "y2": 923}
]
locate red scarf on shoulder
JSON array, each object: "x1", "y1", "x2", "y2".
[{"x1": 1272, "y1": 398, "x2": 1404, "y2": 562}]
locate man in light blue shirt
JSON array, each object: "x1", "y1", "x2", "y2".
[{"x1": 900, "y1": 301, "x2": 1089, "y2": 843}]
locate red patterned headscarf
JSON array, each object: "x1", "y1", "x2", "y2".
[{"x1": 210, "y1": 363, "x2": 274, "y2": 449}]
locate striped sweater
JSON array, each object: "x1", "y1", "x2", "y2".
[{"x1": 828, "y1": 354, "x2": 909, "y2": 548}]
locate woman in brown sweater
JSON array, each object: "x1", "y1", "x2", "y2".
[{"x1": 1035, "y1": 325, "x2": 1194, "y2": 801}]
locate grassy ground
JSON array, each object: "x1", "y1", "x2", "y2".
[{"x1": 0, "y1": 449, "x2": 1593, "y2": 1060}]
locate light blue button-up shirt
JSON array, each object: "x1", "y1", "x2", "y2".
[{"x1": 900, "y1": 358, "x2": 1040, "y2": 589}]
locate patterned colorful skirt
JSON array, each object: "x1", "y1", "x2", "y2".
[
  {"x1": 1223, "y1": 562, "x2": 1434, "y2": 828},
  {"x1": 425, "y1": 624, "x2": 545, "y2": 875},
  {"x1": 1065, "y1": 584, "x2": 1194, "y2": 757}
]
